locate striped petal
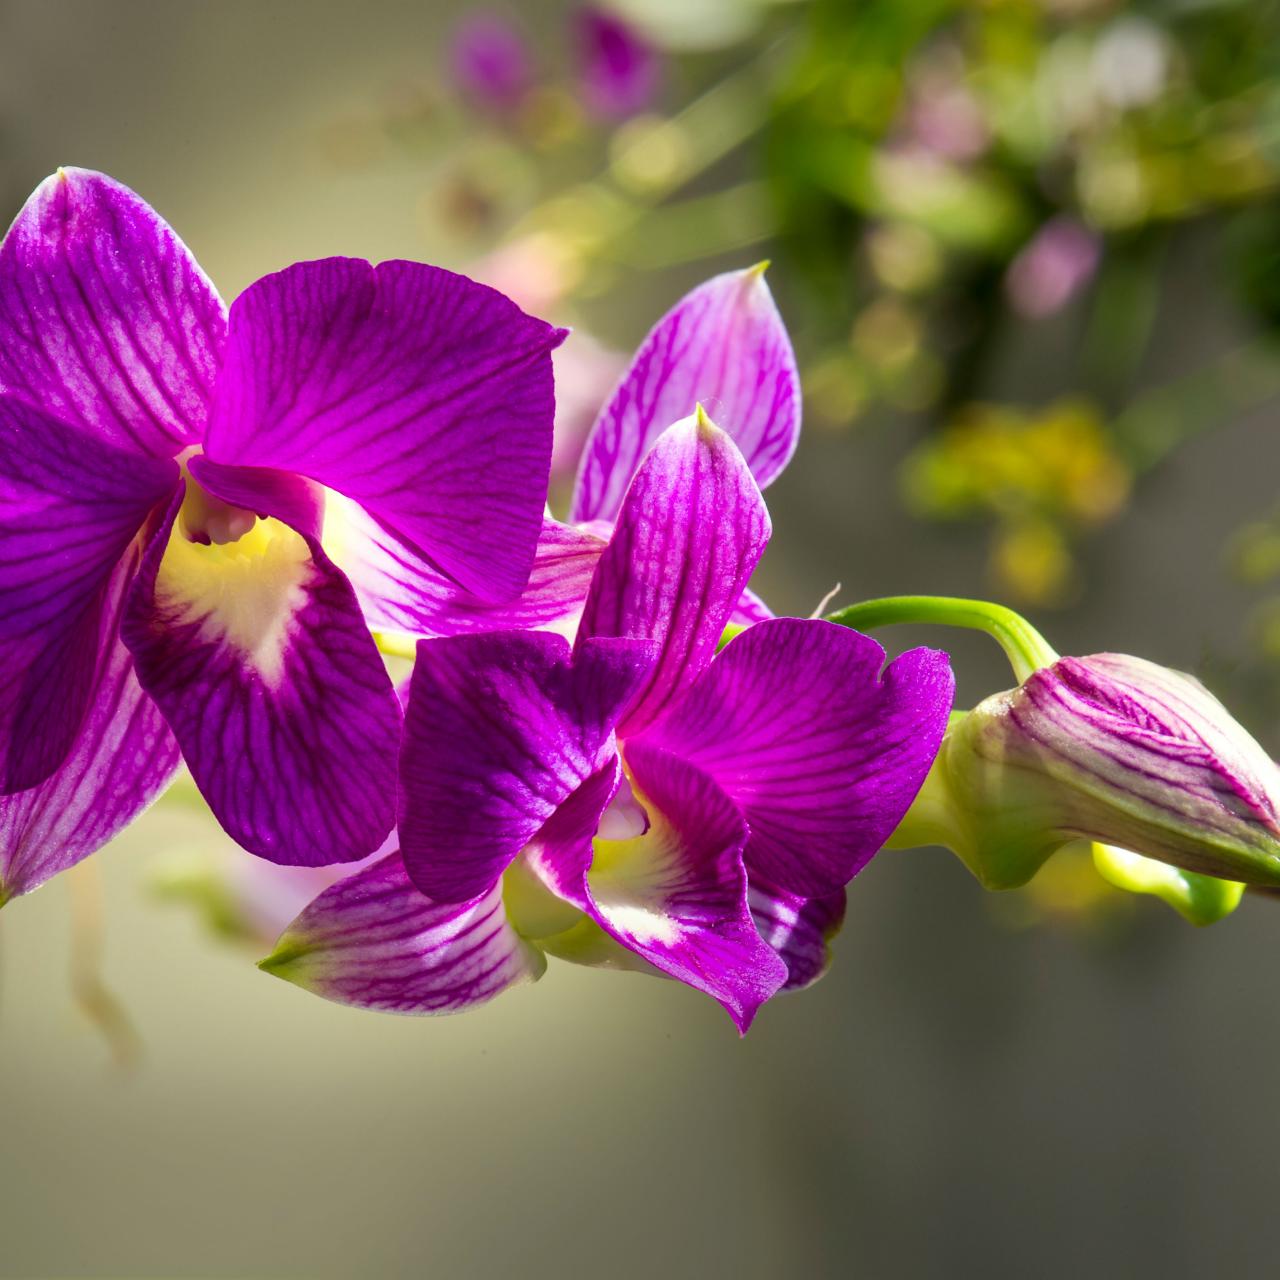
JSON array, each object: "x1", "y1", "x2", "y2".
[
  {"x1": 399, "y1": 629, "x2": 653, "y2": 903},
  {"x1": 1, "y1": 559, "x2": 179, "y2": 902},
  {"x1": 326, "y1": 503, "x2": 604, "y2": 638},
  {"x1": 577, "y1": 411, "x2": 769, "y2": 737},
  {"x1": 260, "y1": 852, "x2": 545, "y2": 1014},
  {"x1": 203, "y1": 258, "x2": 565, "y2": 603},
  {"x1": 123, "y1": 489, "x2": 401, "y2": 867},
  {"x1": 571, "y1": 266, "x2": 799, "y2": 524},
  {"x1": 567, "y1": 745, "x2": 788, "y2": 1032},
  {"x1": 0, "y1": 168, "x2": 225, "y2": 458},
  {"x1": 748, "y1": 880, "x2": 847, "y2": 992},
  {"x1": 0, "y1": 395, "x2": 176, "y2": 790},
  {"x1": 637, "y1": 619, "x2": 955, "y2": 898},
  {"x1": 731, "y1": 585, "x2": 774, "y2": 628}
]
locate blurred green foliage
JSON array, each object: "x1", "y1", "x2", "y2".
[{"x1": 335, "y1": 0, "x2": 1280, "y2": 615}]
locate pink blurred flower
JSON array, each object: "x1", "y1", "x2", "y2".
[
  {"x1": 901, "y1": 64, "x2": 989, "y2": 162},
  {"x1": 1006, "y1": 218, "x2": 1101, "y2": 318}
]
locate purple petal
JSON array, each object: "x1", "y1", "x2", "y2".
[
  {"x1": 122, "y1": 489, "x2": 401, "y2": 867},
  {"x1": 0, "y1": 395, "x2": 176, "y2": 789},
  {"x1": 399, "y1": 629, "x2": 653, "y2": 903},
  {"x1": 748, "y1": 879, "x2": 847, "y2": 992},
  {"x1": 0, "y1": 395, "x2": 176, "y2": 635},
  {"x1": 203, "y1": 258, "x2": 565, "y2": 602},
  {"x1": 575, "y1": 6, "x2": 661, "y2": 119},
  {"x1": 637, "y1": 618, "x2": 955, "y2": 897},
  {"x1": 575, "y1": 744, "x2": 788, "y2": 1032},
  {"x1": 0, "y1": 168, "x2": 225, "y2": 457},
  {"x1": 260, "y1": 852, "x2": 545, "y2": 1014},
  {"x1": 330, "y1": 505, "x2": 604, "y2": 637},
  {"x1": 731, "y1": 584, "x2": 774, "y2": 628},
  {"x1": 570, "y1": 266, "x2": 799, "y2": 524},
  {"x1": 577, "y1": 412, "x2": 769, "y2": 737},
  {"x1": 1, "y1": 568, "x2": 179, "y2": 902}
]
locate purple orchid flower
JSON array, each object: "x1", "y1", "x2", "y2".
[
  {"x1": 262, "y1": 412, "x2": 955, "y2": 1030},
  {"x1": 342, "y1": 260, "x2": 801, "y2": 639},
  {"x1": 575, "y1": 6, "x2": 661, "y2": 120},
  {"x1": 0, "y1": 168, "x2": 564, "y2": 898}
]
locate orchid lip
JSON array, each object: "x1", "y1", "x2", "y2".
[{"x1": 175, "y1": 449, "x2": 263, "y2": 546}]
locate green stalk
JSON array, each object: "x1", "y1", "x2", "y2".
[{"x1": 826, "y1": 595, "x2": 1058, "y2": 683}]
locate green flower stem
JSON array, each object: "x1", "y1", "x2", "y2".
[{"x1": 826, "y1": 595, "x2": 1058, "y2": 683}]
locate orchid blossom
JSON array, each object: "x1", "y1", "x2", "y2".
[
  {"x1": 263, "y1": 413, "x2": 955, "y2": 1030},
  {"x1": 0, "y1": 168, "x2": 564, "y2": 898}
]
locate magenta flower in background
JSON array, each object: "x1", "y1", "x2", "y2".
[
  {"x1": 1005, "y1": 217, "x2": 1101, "y2": 319},
  {"x1": 575, "y1": 6, "x2": 660, "y2": 119},
  {"x1": 262, "y1": 414, "x2": 955, "y2": 1030},
  {"x1": 0, "y1": 168, "x2": 563, "y2": 897},
  {"x1": 449, "y1": 12, "x2": 534, "y2": 112}
]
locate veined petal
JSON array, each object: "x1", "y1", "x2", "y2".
[
  {"x1": 577, "y1": 745, "x2": 788, "y2": 1032},
  {"x1": 748, "y1": 879, "x2": 847, "y2": 992},
  {"x1": 638, "y1": 619, "x2": 955, "y2": 897},
  {"x1": 260, "y1": 852, "x2": 545, "y2": 1014},
  {"x1": 328, "y1": 502, "x2": 603, "y2": 638},
  {"x1": 731, "y1": 585, "x2": 774, "y2": 628},
  {"x1": 123, "y1": 489, "x2": 401, "y2": 866},
  {"x1": 0, "y1": 395, "x2": 176, "y2": 637},
  {"x1": 577, "y1": 411, "x2": 769, "y2": 737},
  {"x1": 0, "y1": 395, "x2": 176, "y2": 790},
  {"x1": 0, "y1": 168, "x2": 225, "y2": 457},
  {"x1": 571, "y1": 266, "x2": 799, "y2": 524},
  {"x1": 1, "y1": 564, "x2": 179, "y2": 901},
  {"x1": 399, "y1": 630, "x2": 653, "y2": 903},
  {"x1": 203, "y1": 258, "x2": 565, "y2": 603}
]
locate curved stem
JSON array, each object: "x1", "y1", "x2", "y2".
[{"x1": 826, "y1": 596, "x2": 1058, "y2": 683}]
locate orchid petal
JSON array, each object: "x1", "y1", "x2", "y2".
[
  {"x1": 0, "y1": 395, "x2": 176, "y2": 789},
  {"x1": 578, "y1": 744, "x2": 788, "y2": 1032},
  {"x1": 570, "y1": 266, "x2": 799, "y2": 524},
  {"x1": 731, "y1": 585, "x2": 774, "y2": 628},
  {"x1": 328, "y1": 503, "x2": 603, "y2": 638},
  {"x1": 638, "y1": 618, "x2": 955, "y2": 897},
  {"x1": 748, "y1": 879, "x2": 847, "y2": 992},
  {"x1": 123, "y1": 490, "x2": 401, "y2": 866},
  {"x1": 0, "y1": 168, "x2": 225, "y2": 457},
  {"x1": 1, "y1": 565, "x2": 179, "y2": 902},
  {"x1": 399, "y1": 630, "x2": 653, "y2": 903},
  {"x1": 577, "y1": 411, "x2": 769, "y2": 737},
  {"x1": 260, "y1": 852, "x2": 545, "y2": 1014},
  {"x1": 203, "y1": 257, "x2": 565, "y2": 602}
]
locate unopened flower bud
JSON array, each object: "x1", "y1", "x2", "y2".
[{"x1": 914, "y1": 653, "x2": 1280, "y2": 891}]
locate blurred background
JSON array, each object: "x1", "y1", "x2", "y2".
[{"x1": 3, "y1": 0, "x2": 1280, "y2": 1275}]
